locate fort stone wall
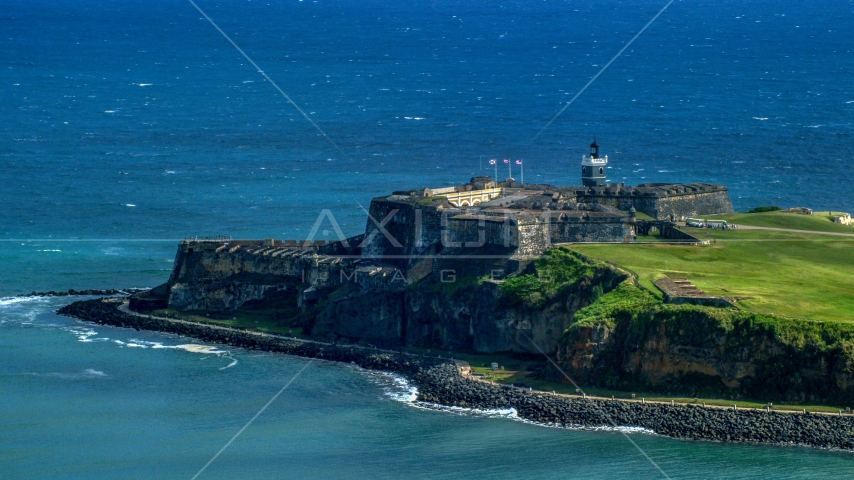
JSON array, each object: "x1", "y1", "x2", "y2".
[
  {"x1": 641, "y1": 191, "x2": 734, "y2": 219},
  {"x1": 549, "y1": 214, "x2": 635, "y2": 243},
  {"x1": 576, "y1": 183, "x2": 734, "y2": 219},
  {"x1": 166, "y1": 240, "x2": 355, "y2": 311}
]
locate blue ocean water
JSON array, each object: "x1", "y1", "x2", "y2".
[
  {"x1": 3, "y1": 296, "x2": 854, "y2": 479},
  {"x1": 2, "y1": 0, "x2": 853, "y2": 476},
  {"x1": 2, "y1": 0, "x2": 854, "y2": 293}
]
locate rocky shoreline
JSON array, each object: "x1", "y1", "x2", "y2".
[
  {"x1": 19, "y1": 288, "x2": 147, "y2": 298},
  {"x1": 58, "y1": 298, "x2": 854, "y2": 451}
]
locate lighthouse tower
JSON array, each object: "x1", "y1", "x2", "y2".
[{"x1": 581, "y1": 140, "x2": 608, "y2": 187}]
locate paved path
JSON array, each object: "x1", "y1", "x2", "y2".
[
  {"x1": 118, "y1": 301, "x2": 334, "y2": 345},
  {"x1": 116, "y1": 301, "x2": 456, "y2": 362},
  {"x1": 735, "y1": 225, "x2": 854, "y2": 237}
]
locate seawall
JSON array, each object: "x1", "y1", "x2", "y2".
[{"x1": 58, "y1": 298, "x2": 854, "y2": 451}]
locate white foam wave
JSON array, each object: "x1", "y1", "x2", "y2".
[
  {"x1": 106, "y1": 338, "x2": 232, "y2": 366},
  {"x1": 134, "y1": 340, "x2": 226, "y2": 355},
  {"x1": 0, "y1": 296, "x2": 45, "y2": 307},
  {"x1": 175, "y1": 344, "x2": 226, "y2": 354},
  {"x1": 410, "y1": 401, "x2": 520, "y2": 420},
  {"x1": 69, "y1": 327, "x2": 103, "y2": 343},
  {"x1": 376, "y1": 372, "x2": 418, "y2": 402},
  {"x1": 379, "y1": 374, "x2": 655, "y2": 435},
  {"x1": 753, "y1": 117, "x2": 768, "y2": 120},
  {"x1": 21, "y1": 368, "x2": 109, "y2": 380},
  {"x1": 219, "y1": 357, "x2": 238, "y2": 370}
]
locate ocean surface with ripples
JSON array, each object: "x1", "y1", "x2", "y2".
[{"x1": 2, "y1": 0, "x2": 853, "y2": 477}]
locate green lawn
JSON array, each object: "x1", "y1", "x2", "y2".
[
  {"x1": 705, "y1": 210, "x2": 854, "y2": 234},
  {"x1": 571, "y1": 227, "x2": 854, "y2": 322}
]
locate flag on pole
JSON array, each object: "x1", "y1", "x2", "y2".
[
  {"x1": 489, "y1": 159, "x2": 496, "y2": 165},
  {"x1": 515, "y1": 160, "x2": 522, "y2": 165},
  {"x1": 503, "y1": 159, "x2": 509, "y2": 164}
]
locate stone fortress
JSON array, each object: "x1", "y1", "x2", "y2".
[{"x1": 132, "y1": 142, "x2": 734, "y2": 313}]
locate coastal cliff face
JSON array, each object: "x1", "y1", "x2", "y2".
[
  {"x1": 309, "y1": 251, "x2": 628, "y2": 353},
  {"x1": 153, "y1": 237, "x2": 854, "y2": 404},
  {"x1": 553, "y1": 289, "x2": 854, "y2": 404},
  {"x1": 309, "y1": 275, "x2": 608, "y2": 354}
]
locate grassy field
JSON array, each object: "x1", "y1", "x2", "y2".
[
  {"x1": 706, "y1": 210, "x2": 854, "y2": 234},
  {"x1": 570, "y1": 223, "x2": 854, "y2": 322}
]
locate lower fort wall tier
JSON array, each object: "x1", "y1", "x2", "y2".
[
  {"x1": 576, "y1": 183, "x2": 734, "y2": 220},
  {"x1": 166, "y1": 239, "x2": 356, "y2": 311}
]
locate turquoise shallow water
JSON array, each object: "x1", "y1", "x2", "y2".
[
  {"x1": 2, "y1": 297, "x2": 854, "y2": 479},
  {"x1": 3, "y1": 0, "x2": 854, "y2": 476}
]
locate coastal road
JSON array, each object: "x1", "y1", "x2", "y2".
[
  {"x1": 678, "y1": 222, "x2": 854, "y2": 238},
  {"x1": 735, "y1": 225, "x2": 854, "y2": 237}
]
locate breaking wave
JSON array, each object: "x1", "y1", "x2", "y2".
[
  {"x1": 0, "y1": 296, "x2": 45, "y2": 307},
  {"x1": 377, "y1": 373, "x2": 655, "y2": 435}
]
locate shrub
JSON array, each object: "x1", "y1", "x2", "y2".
[
  {"x1": 500, "y1": 248, "x2": 602, "y2": 308},
  {"x1": 748, "y1": 206, "x2": 782, "y2": 213}
]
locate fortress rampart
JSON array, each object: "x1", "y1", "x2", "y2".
[
  {"x1": 574, "y1": 182, "x2": 733, "y2": 220},
  {"x1": 150, "y1": 174, "x2": 731, "y2": 313},
  {"x1": 166, "y1": 239, "x2": 362, "y2": 311}
]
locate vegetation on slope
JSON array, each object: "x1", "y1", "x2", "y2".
[
  {"x1": 559, "y1": 281, "x2": 854, "y2": 402},
  {"x1": 569, "y1": 228, "x2": 854, "y2": 322},
  {"x1": 747, "y1": 205, "x2": 782, "y2": 213},
  {"x1": 500, "y1": 248, "x2": 624, "y2": 309}
]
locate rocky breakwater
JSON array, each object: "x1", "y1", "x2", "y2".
[
  {"x1": 57, "y1": 298, "x2": 442, "y2": 376},
  {"x1": 418, "y1": 364, "x2": 854, "y2": 450},
  {"x1": 59, "y1": 298, "x2": 854, "y2": 451}
]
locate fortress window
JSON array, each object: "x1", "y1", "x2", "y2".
[
  {"x1": 599, "y1": 167, "x2": 604, "y2": 175},
  {"x1": 582, "y1": 167, "x2": 587, "y2": 175}
]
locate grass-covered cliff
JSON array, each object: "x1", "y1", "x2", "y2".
[{"x1": 554, "y1": 276, "x2": 854, "y2": 404}]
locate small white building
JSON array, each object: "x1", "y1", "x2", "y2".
[{"x1": 831, "y1": 212, "x2": 852, "y2": 226}]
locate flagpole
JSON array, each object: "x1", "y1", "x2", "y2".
[
  {"x1": 507, "y1": 159, "x2": 511, "y2": 180},
  {"x1": 520, "y1": 160, "x2": 524, "y2": 184}
]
